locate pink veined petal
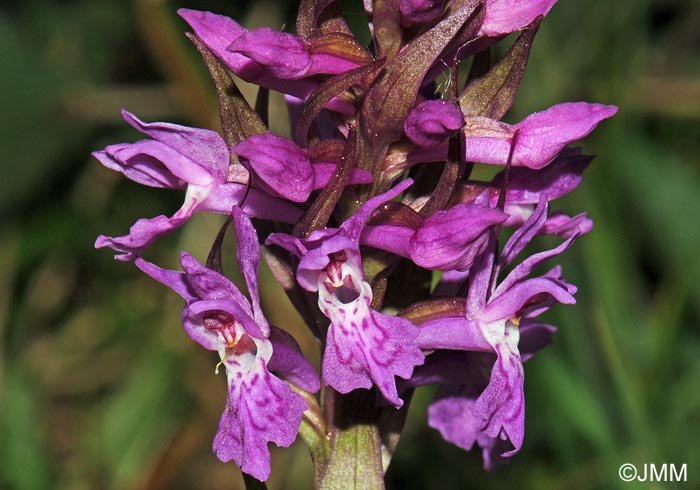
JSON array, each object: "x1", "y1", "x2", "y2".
[
  {"x1": 121, "y1": 110, "x2": 229, "y2": 180},
  {"x1": 472, "y1": 338, "x2": 525, "y2": 457},
  {"x1": 319, "y1": 279, "x2": 424, "y2": 408},
  {"x1": 409, "y1": 203, "x2": 508, "y2": 271},
  {"x1": 463, "y1": 102, "x2": 617, "y2": 168},
  {"x1": 227, "y1": 28, "x2": 313, "y2": 79},
  {"x1": 95, "y1": 214, "x2": 188, "y2": 261},
  {"x1": 268, "y1": 327, "x2": 320, "y2": 393},
  {"x1": 93, "y1": 146, "x2": 185, "y2": 189},
  {"x1": 233, "y1": 133, "x2": 314, "y2": 203},
  {"x1": 179, "y1": 252, "x2": 251, "y2": 311},
  {"x1": 428, "y1": 385, "x2": 481, "y2": 451},
  {"x1": 479, "y1": 0, "x2": 558, "y2": 37},
  {"x1": 232, "y1": 207, "x2": 269, "y2": 336},
  {"x1": 213, "y1": 356, "x2": 307, "y2": 481},
  {"x1": 107, "y1": 138, "x2": 214, "y2": 187}
]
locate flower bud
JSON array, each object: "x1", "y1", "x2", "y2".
[
  {"x1": 404, "y1": 99, "x2": 464, "y2": 147},
  {"x1": 400, "y1": 0, "x2": 446, "y2": 27}
]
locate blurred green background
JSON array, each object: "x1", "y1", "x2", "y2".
[{"x1": 1, "y1": 1, "x2": 698, "y2": 489}]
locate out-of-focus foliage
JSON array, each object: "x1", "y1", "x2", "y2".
[{"x1": 1, "y1": 1, "x2": 698, "y2": 489}]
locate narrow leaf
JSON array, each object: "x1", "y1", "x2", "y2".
[
  {"x1": 186, "y1": 33, "x2": 266, "y2": 155},
  {"x1": 295, "y1": 59, "x2": 384, "y2": 145},
  {"x1": 373, "y1": 0, "x2": 403, "y2": 60},
  {"x1": 459, "y1": 17, "x2": 541, "y2": 119},
  {"x1": 399, "y1": 297, "x2": 466, "y2": 324}
]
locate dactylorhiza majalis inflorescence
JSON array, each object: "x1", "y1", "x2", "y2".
[{"x1": 95, "y1": 0, "x2": 617, "y2": 486}]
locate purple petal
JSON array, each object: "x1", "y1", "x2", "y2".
[
  {"x1": 186, "y1": 299, "x2": 263, "y2": 344},
  {"x1": 134, "y1": 257, "x2": 194, "y2": 301},
  {"x1": 484, "y1": 276, "x2": 576, "y2": 323},
  {"x1": 296, "y1": 230, "x2": 358, "y2": 292},
  {"x1": 472, "y1": 339, "x2": 524, "y2": 456},
  {"x1": 213, "y1": 357, "x2": 307, "y2": 481},
  {"x1": 416, "y1": 316, "x2": 491, "y2": 351},
  {"x1": 121, "y1": 110, "x2": 229, "y2": 181},
  {"x1": 268, "y1": 326, "x2": 320, "y2": 393},
  {"x1": 227, "y1": 28, "x2": 313, "y2": 79},
  {"x1": 360, "y1": 225, "x2": 415, "y2": 258},
  {"x1": 497, "y1": 231, "x2": 579, "y2": 296},
  {"x1": 491, "y1": 148, "x2": 593, "y2": 205},
  {"x1": 428, "y1": 385, "x2": 481, "y2": 451},
  {"x1": 93, "y1": 146, "x2": 185, "y2": 189},
  {"x1": 179, "y1": 252, "x2": 253, "y2": 316},
  {"x1": 178, "y1": 9, "x2": 355, "y2": 114},
  {"x1": 480, "y1": 0, "x2": 558, "y2": 37},
  {"x1": 542, "y1": 212, "x2": 593, "y2": 237},
  {"x1": 500, "y1": 196, "x2": 548, "y2": 267},
  {"x1": 312, "y1": 164, "x2": 373, "y2": 189},
  {"x1": 105, "y1": 139, "x2": 213, "y2": 186},
  {"x1": 513, "y1": 102, "x2": 618, "y2": 168},
  {"x1": 233, "y1": 207, "x2": 269, "y2": 335},
  {"x1": 341, "y1": 179, "x2": 413, "y2": 241},
  {"x1": 233, "y1": 133, "x2": 314, "y2": 203},
  {"x1": 201, "y1": 183, "x2": 303, "y2": 224},
  {"x1": 518, "y1": 320, "x2": 556, "y2": 361},
  {"x1": 404, "y1": 99, "x2": 464, "y2": 147},
  {"x1": 95, "y1": 214, "x2": 187, "y2": 261},
  {"x1": 265, "y1": 233, "x2": 309, "y2": 259},
  {"x1": 463, "y1": 103, "x2": 618, "y2": 168},
  {"x1": 320, "y1": 276, "x2": 423, "y2": 407},
  {"x1": 409, "y1": 203, "x2": 508, "y2": 271}
]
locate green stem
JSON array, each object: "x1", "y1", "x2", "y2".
[{"x1": 317, "y1": 390, "x2": 385, "y2": 490}]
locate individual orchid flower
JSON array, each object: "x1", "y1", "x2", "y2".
[
  {"x1": 412, "y1": 197, "x2": 583, "y2": 465},
  {"x1": 266, "y1": 181, "x2": 424, "y2": 407},
  {"x1": 455, "y1": 147, "x2": 596, "y2": 232},
  {"x1": 409, "y1": 102, "x2": 618, "y2": 169},
  {"x1": 94, "y1": 111, "x2": 303, "y2": 261},
  {"x1": 134, "y1": 207, "x2": 318, "y2": 481},
  {"x1": 178, "y1": 9, "x2": 360, "y2": 114}
]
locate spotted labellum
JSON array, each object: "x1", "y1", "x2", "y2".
[{"x1": 95, "y1": 0, "x2": 616, "y2": 486}]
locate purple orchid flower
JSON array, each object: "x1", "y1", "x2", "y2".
[
  {"x1": 463, "y1": 147, "x2": 596, "y2": 233},
  {"x1": 267, "y1": 181, "x2": 424, "y2": 407},
  {"x1": 178, "y1": 9, "x2": 357, "y2": 114},
  {"x1": 94, "y1": 111, "x2": 303, "y2": 261},
  {"x1": 134, "y1": 207, "x2": 318, "y2": 481},
  {"x1": 409, "y1": 102, "x2": 618, "y2": 169},
  {"x1": 413, "y1": 197, "x2": 582, "y2": 466}
]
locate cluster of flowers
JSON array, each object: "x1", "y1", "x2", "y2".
[{"x1": 95, "y1": 0, "x2": 616, "y2": 483}]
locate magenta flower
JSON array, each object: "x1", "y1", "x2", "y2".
[
  {"x1": 94, "y1": 111, "x2": 303, "y2": 260},
  {"x1": 135, "y1": 208, "x2": 318, "y2": 481},
  {"x1": 413, "y1": 198, "x2": 583, "y2": 466},
  {"x1": 179, "y1": 9, "x2": 357, "y2": 113},
  {"x1": 267, "y1": 181, "x2": 424, "y2": 407},
  {"x1": 410, "y1": 102, "x2": 617, "y2": 169}
]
